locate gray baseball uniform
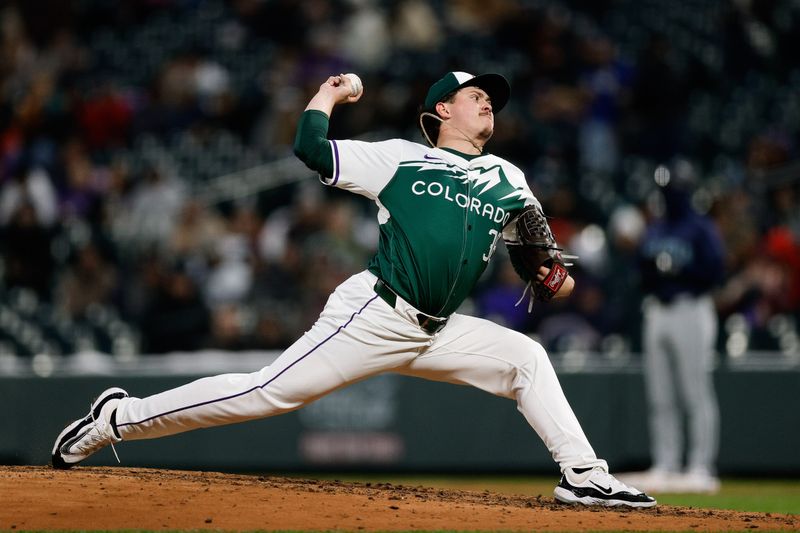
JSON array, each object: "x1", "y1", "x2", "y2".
[{"x1": 639, "y1": 177, "x2": 725, "y2": 480}]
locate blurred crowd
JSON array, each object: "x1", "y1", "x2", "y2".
[{"x1": 1, "y1": 0, "x2": 799, "y2": 358}]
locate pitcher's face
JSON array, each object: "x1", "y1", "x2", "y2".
[{"x1": 439, "y1": 87, "x2": 494, "y2": 142}]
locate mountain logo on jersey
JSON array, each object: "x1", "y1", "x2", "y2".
[
  {"x1": 398, "y1": 159, "x2": 526, "y2": 201},
  {"x1": 398, "y1": 158, "x2": 527, "y2": 226}
]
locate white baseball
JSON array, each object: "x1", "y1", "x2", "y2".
[{"x1": 344, "y1": 73, "x2": 363, "y2": 97}]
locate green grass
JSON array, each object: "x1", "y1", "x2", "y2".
[
  {"x1": 295, "y1": 473, "x2": 800, "y2": 515},
  {"x1": 654, "y1": 478, "x2": 800, "y2": 514}
]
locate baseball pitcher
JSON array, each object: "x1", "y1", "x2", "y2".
[{"x1": 52, "y1": 71, "x2": 655, "y2": 508}]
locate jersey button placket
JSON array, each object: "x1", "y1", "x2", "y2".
[{"x1": 463, "y1": 187, "x2": 472, "y2": 266}]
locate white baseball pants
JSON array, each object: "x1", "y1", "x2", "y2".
[{"x1": 114, "y1": 270, "x2": 607, "y2": 472}]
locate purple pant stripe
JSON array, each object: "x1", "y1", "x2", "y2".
[
  {"x1": 331, "y1": 140, "x2": 340, "y2": 185},
  {"x1": 117, "y1": 294, "x2": 380, "y2": 429}
]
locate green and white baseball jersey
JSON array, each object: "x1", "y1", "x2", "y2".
[{"x1": 326, "y1": 138, "x2": 538, "y2": 317}]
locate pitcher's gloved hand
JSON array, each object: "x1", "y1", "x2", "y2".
[{"x1": 507, "y1": 206, "x2": 569, "y2": 302}]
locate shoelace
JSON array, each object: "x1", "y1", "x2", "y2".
[{"x1": 88, "y1": 402, "x2": 121, "y2": 464}]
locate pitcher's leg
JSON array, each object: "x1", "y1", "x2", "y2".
[
  {"x1": 115, "y1": 334, "x2": 349, "y2": 440},
  {"x1": 115, "y1": 274, "x2": 419, "y2": 441},
  {"x1": 401, "y1": 314, "x2": 606, "y2": 472}
]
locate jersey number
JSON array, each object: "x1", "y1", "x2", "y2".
[{"x1": 482, "y1": 229, "x2": 500, "y2": 262}]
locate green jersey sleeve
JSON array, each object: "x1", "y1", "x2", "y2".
[{"x1": 294, "y1": 110, "x2": 334, "y2": 178}]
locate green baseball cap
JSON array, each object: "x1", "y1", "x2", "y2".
[{"x1": 423, "y1": 71, "x2": 510, "y2": 112}]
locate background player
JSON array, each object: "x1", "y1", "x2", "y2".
[
  {"x1": 621, "y1": 161, "x2": 725, "y2": 493},
  {"x1": 52, "y1": 71, "x2": 655, "y2": 508}
]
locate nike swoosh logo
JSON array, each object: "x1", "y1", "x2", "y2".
[
  {"x1": 590, "y1": 481, "x2": 614, "y2": 494},
  {"x1": 424, "y1": 154, "x2": 442, "y2": 160}
]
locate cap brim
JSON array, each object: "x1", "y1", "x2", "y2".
[{"x1": 458, "y1": 73, "x2": 510, "y2": 113}]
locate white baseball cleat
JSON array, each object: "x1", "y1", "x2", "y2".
[
  {"x1": 554, "y1": 466, "x2": 657, "y2": 508},
  {"x1": 51, "y1": 387, "x2": 128, "y2": 469}
]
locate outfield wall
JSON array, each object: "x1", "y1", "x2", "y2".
[{"x1": 1, "y1": 352, "x2": 798, "y2": 474}]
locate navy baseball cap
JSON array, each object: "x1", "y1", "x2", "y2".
[{"x1": 424, "y1": 71, "x2": 510, "y2": 113}]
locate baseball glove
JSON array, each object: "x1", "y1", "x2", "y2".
[{"x1": 507, "y1": 206, "x2": 570, "y2": 306}]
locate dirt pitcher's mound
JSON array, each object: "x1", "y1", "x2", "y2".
[{"x1": 1, "y1": 466, "x2": 797, "y2": 531}]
